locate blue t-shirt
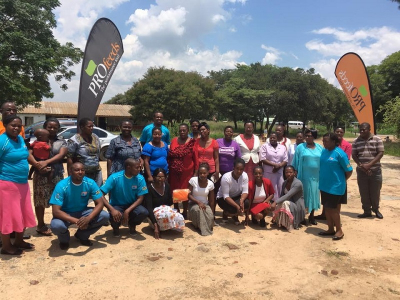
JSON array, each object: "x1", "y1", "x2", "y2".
[
  {"x1": 142, "y1": 142, "x2": 169, "y2": 174},
  {"x1": 139, "y1": 124, "x2": 170, "y2": 145},
  {"x1": 49, "y1": 176, "x2": 103, "y2": 213},
  {"x1": 100, "y1": 171, "x2": 148, "y2": 206},
  {"x1": 319, "y1": 147, "x2": 353, "y2": 195},
  {"x1": 0, "y1": 134, "x2": 29, "y2": 183}
]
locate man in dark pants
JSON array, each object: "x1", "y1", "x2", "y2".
[
  {"x1": 352, "y1": 123, "x2": 384, "y2": 219},
  {"x1": 50, "y1": 162, "x2": 109, "y2": 250},
  {"x1": 101, "y1": 158, "x2": 149, "y2": 237}
]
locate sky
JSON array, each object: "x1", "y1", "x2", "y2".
[{"x1": 48, "y1": 0, "x2": 400, "y2": 103}]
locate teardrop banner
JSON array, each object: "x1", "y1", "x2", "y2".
[
  {"x1": 77, "y1": 18, "x2": 124, "y2": 123},
  {"x1": 334, "y1": 52, "x2": 376, "y2": 134}
]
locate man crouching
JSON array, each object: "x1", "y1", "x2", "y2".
[{"x1": 50, "y1": 162, "x2": 109, "y2": 250}]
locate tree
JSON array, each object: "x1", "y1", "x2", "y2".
[
  {"x1": 105, "y1": 93, "x2": 128, "y2": 105},
  {"x1": 368, "y1": 51, "x2": 400, "y2": 122},
  {"x1": 0, "y1": 0, "x2": 83, "y2": 107},
  {"x1": 391, "y1": 0, "x2": 400, "y2": 9},
  {"x1": 379, "y1": 96, "x2": 400, "y2": 138},
  {"x1": 125, "y1": 67, "x2": 215, "y2": 124}
]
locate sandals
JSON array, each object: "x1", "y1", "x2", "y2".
[
  {"x1": 36, "y1": 225, "x2": 53, "y2": 236},
  {"x1": 1, "y1": 248, "x2": 24, "y2": 256},
  {"x1": 13, "y1": 242, "x2": 35, "y2": 250}
]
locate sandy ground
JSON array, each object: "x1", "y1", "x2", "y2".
[{"x1": 1, "y1": 137, "x2": 400, "y2": 300}]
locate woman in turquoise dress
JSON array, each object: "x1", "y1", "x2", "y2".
[{"x1": 292, "y1": 129, "x2": 323, "y2": 225}]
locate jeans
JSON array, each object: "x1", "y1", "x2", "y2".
[
  {"x1": 109, "y1": 205, "x2": 149, "y2": 229},
  {"x1": 356, "y1": 168, "x2": 382, "y2": 213},
  {"x1": 50, "y1": 208, "x2": 109, "y2": 244}
]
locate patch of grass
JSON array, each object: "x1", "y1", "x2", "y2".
[
  {"x1": 388, "y1": 288, "x2": 400, "y2": 295},
  {"x1": 323, "y1": 249, "x2": 349, "y2": 259},
  {"x1": 383, "y1": 142, "x2": 400, "y2": 157}
]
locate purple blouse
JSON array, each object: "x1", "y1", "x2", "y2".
[
  {"x1": 217, "y1": 138, "x2": 242, "y2": 173},
  {"x1": 259, "y1": 143, "x2": 288, "y2": 175}
]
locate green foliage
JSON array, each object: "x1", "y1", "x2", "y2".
[
  {"x1": 124, "y1": 67, "x2": 215, "y2": 124},
  {"x1": 105, "y1": 93, "x2": 127, "y2": 105},
  {"x1": 209, "y1": 63, "x2": 350, "y2": 133},
  {"x1": 368, "y1": 51, "x2": 400, "y2": 122},
  {"x1": 378, "y1": 96, "x2": 400, "y2": 138},
  {"x1": 383, "y1": 142, "x2": 400, "y2": 157},
  {"x1": 0, "y1": 0, "x2": 83, "y2": 107}
]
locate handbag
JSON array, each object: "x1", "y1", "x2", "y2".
[{"x1": 172, "y1": 189, "x2": 190, "y2": 203}]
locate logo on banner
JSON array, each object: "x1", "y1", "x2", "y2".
[
  {"x1": 85, "y1": 43, "x2": 122, "y2": 97},
  {"x1": 337, "y1": 70, "x2": 368, "y2": 112}
]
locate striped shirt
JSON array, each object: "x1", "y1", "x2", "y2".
[{"x1": 352, "y1": 135, "x2": 384, "y2": 170}]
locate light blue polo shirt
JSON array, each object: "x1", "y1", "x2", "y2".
[
  {"x1": 100, "y1": 171, "x2": 148, "y2": 206},
  {"x1": 139, "y1": 124, "x2": 170, "y2": 145},
  {"x1": 50, "y1": 176, "x2": 103, "y2": 213},
  {"x1": 319, "y1": 147, "x2": 353, "y2": 195},
  {"x1": 0, "y1": 134, "x2": 29, "y2": 183}
]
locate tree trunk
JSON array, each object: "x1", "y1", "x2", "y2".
[{"x1": 233, "y1": 115, "x2": 238, "y2": 130}]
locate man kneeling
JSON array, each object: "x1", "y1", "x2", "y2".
[
  {"x1": 100, "y1": 158, "x2": 149, "y2": 237},
  {"x1": 50, "y1": 162, "x2": 109, "y2": 250}
]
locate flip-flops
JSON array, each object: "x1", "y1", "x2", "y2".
[{"x1": 36, "y1": 225, "x2": 53, "y2": 236}]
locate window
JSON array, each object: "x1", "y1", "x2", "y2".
[
  {"x1": 59, "y1": 128, "x2": 77, "y2": 139},
  {"x1": 93, "y1": 128, "x2": 107, "y2": 138}
]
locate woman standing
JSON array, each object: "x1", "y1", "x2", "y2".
[
  {"x1": 188, "y1": 163, "x2": 215, "y2": 236},
  {"x1": 217, "y1": 126, "x2": 241, "y2": 175},
  {"x1": 292, "y1": 129, "x2": 323, "y2": 225},
  {"x1": 335, "y1": 127, "x2": 352, "y2": 160},
  {"x1": 246, "y1": 166, "x2": 274, "y2": 227},
  {"x1": 105, "y1": 120, "x2": 142, "y2": 177},
  {"x1": 288, "y1": 132, "x2": 304, "y2": 165},
  {"x1": 145, "y1": 168, "x2": 185, "y2": 239},
  {"x1": 259, "y1": 132, "x2": 288, "y2": 200},
  {"x1": 142, "y1": 127, "x2": 169, "y2": 182},
  {"x1": 29, "y1": 118, "x2": 67, "y2": 236},
  {"x1": 67, "y1": 118, "x2": 102, "y2": 186},
  {"x1": 234, "y1": 121, "x2": 260, "y2": 182},
  {"x1": 0, "y1": 115, "x2": 36, "y2": 255},
  {"x1": 318, "y1": 133, "x2": 353, "y2": 240},
  {"x1": 193, "y1": 122, "x2": 219, "y2": 182},
  {"x1": 271, "y1": 165, "x2": 306, "y2": 232},
  {"x1": 189, "y1": 119, "x2": 200, "y2": 139},
  {"x1": 168, "y1": 123, "x2": 196, "y2": 217},
  {"x1": 275, "y1": 124, "x2": 292, "y2": 151}
]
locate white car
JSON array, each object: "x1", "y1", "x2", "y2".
[{"x1": 57, "y1": 126, "x2": 118, "y2": 161}]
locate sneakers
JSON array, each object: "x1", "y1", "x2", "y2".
[
  {"x1": 222, "y1": 211, "x2": 229, "y2": 224},
  {"x1": 357, "y1": 212, "x2": 372, "y2": 218},
  {"x1": 129, "y1": 226, "x2": 137, "y2": 236},
  {"x1": 112, "y1": 227, "x2": 120, "y2": 237},
  {"x1": 232, "y1": 216, "x2": 240, "y2": 226},
  {"x1": 59, "y1": 242, "x2": 69, "y2": 250},
  {"x1": 374, "y1": 210, "x2": 383, "y2": 219}
]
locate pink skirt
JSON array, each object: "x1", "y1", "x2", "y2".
[{"x1": 0, "y1": 180, "x2": 36, "y2": 234}]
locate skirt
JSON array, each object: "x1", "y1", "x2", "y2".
[
  {"x1": 153, "y1": 205, "x2": 185, "y2": 232},
  {"x1": 0, "y1": 180, "x2": 36, "y2": 234},
  {"x1": 188, "y1": 203, "x2": 213, "y2": 236},
  {"x1": 33, "y1": 172, "x2": 64, "y2": 208},
  {"x1": 250, "y1": 202, "x2": 270, "y2": 215},
  {"x1": 272, "y1": 201, "x2": 294, "y2": 230}
]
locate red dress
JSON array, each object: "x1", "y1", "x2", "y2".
[
  {"x1": 193, "y1": 138, "x2": 219, "y2": 174},
  {"x1": 168, "y1": 138, "x2": 196, "y2": 190}
]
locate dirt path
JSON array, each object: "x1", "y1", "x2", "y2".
[{"x1": 1, "y1": 145, "x2": 399, "y2": 299}]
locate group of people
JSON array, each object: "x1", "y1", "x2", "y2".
[{"x1": 0, "y1": 103, "x2": 385, "y2": 255}]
